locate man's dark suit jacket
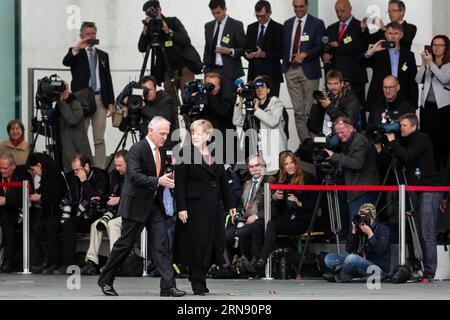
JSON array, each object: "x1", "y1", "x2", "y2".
[
  {"x1": 118, "y1": 139, "x2": 166, "y2": 224},
  {"x1": 203, "y1": 16, "x2": 246, "y2": 80},
  {"x1": 282, "y1": 14, "x2": 326, "y2": 79},
  {"x1": 366, "y1": 48, "x2": 418, "y2": 110},
  {"x1": 325, "y1": 17, "x2": 369, "y2": 85},
  {"x1": 245, "y1": 19, "x2": 283, "y2": 84},
  {"x1": 367, "y1": 21, "x2": 417, "y2": 51},
  {"x1": 0, "y1": 166, "x2": 34, "y2": 215},
  {"x1": 138, "y1": 15, "x2": 203, "y2": 84},
  {"x1": 62, "y1": 48, "x2": 115, "y2": 108}
]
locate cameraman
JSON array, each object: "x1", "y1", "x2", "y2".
[
  {"x1": 81, "y1": 150, "x2": 128, "y2": 275},
  {"x1": 307, "y1": 69, "x2": 360, "y2": 137},
  {"x1": 323, "y1": 203, "x2": 390, "y2": 282},
  {"x1": 119, "y1": 76, "x2": 177, "y2": 149},
  {"x1": 225, "y1": 155, "x2": 271, "y2": 264},
  {"x1": 138, "y1": 1, "x2": 202, "y2": 112},
  {"x1": 233, "y1": 75, "x2": 287, "y2": 174},
  {"x1": 56, "y1": 153, "x2": 109, "y2": 274},
  {"x1": 54, "y1": 82, "x2": 93, "y2": 173},
  {"x1": 324, "y1": 116, "x2": 380, "y2": 226},
  {"x1": 386, "y1": 113, "x2": 443, "y2": 282}
]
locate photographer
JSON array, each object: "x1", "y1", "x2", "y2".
[
  {"x1": 307, "y1": 69, "x2": 360, "y2": 137},
  {"x1": 225, "y1": 155, "x2": 272, "y2": 265},
  {"x1": 55, "y1": 153, "x2": 109, "y2": 274},
  {"x1": 119, "y1": 76, "x2": 177, "y2": 149},
  {"x1": 54, "y1": 82, "x2": 93, "y2": 173},
  {"x1": 386, "y1": 113, "x2": 443, "y2": 282},
  {"x1": 138, "y1": 0, "x2": 202, "y2": 112},
  {"x1": 81, "y1": 150, "x2": 127, "y2": 275},
  {"x1": 254, "y1": 151, "x2": 317, "y2": 272},
  {"x1": 324, "y1": 116, "x2": 380, "y2": 226},
  {"x1": 0, "y1": 152, "x2": 33, "y2": 273},
  {"x1": 27, "y1": 153, "x2": 68, "y2": 273},
  {"x1": 323, "y1": 203, "x2": 390, "y2": 283},
  {"x1": 233, "y1": 75, "x2": 287, "y2": 174}
]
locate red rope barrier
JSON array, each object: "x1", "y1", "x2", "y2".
[
  {"x1": 0, "y1": 182, "x2": 26, "y2": 188},
  {"x1": 269, "y1": 184, "x2": 450, "y2": 192}
]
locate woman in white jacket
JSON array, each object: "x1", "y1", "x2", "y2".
[
  {"x1": 415, "y1": 35, "x2": 450, "y2": 171},
  {"x1": 233, "y1": 75, "x2": 287, "y2": 174}
]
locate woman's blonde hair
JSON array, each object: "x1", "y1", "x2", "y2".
[{"x1": 190, "y1": 119, "x2": 214, "y2": 136}]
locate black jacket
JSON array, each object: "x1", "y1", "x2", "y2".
[
  {"x1": 245, "y1": 19, "x2": 283, "y2": 84},
  {"x1": 65, "y1": 167, "x2": 110, "y2": 208},
  {"x1": 100, "y1": 169, "x2": 125, "y2": 217},
  {"x1": 388, "y1": 130, "x2": 440, "y2": 186},
  {"x1": 325, "y1": 17, "x2": 369, "y2": 85},
  {"x1": 62, "y1": 48, "x2": 115, "y2": 107},
  {"x1": 37, "y1": 169, "x2": 68, "y2": 216},
  {"x1": 346, "y1": 222, "x2": 391, "y2": 273},
  {"x1": 366, "y1": 47, "x2": 418, "y2": 110},
  {"x1": 367, "y1": 21, "x2": 417, "y2": 52},
  {"x1": 367, "y1": 96, "x2": 415, "y2": 130},
  {"x1": 138, "y1": 15, "x2": 203, "y2": 84},
  {"x1": 307, "y1": 89, "x2": 360, "y2": 135},
  {"x1": 0, "y1": 166, "x2": 34, "y2": 215}
]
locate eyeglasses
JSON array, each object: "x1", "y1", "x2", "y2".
[{"x1": 383, "y1": 85, "x2": 398, "y2": 91}]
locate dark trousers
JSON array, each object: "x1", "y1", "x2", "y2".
[
  {"x1": 32, "y1": 214, "x2": 61, "y2": 266},
  {"x1": 259, "y1": 218, "x2": 308, "y2": 261},
  {"x1": 225, "y1": 218, "x2": 265, "y2": 260},
  {"x1": 98, "y1": 204, "x2": 175, "y2": 289},
  {"x1": 190, "y1": 266, "x2": 208, "y2": 293},
  {"x1": 1, "y1": 212, "x2": 19, "y2": 264},
  {"x1": 62, "y1": 215, "x2": 91, "y2": 265}
]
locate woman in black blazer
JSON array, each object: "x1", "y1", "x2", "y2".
[
  {"x1": 28, "y1": 153, "x2": 68, "y2": 273},
  {"x1": 174, "y1": 119, "x2": 235, "y2": 295}
]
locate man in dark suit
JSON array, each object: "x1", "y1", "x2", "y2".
[
  {"x1": 98, "y1": 116, "x2": 185, "y2": 297},
  {"x1": 364, "y1": 22, "x2": 418, "y2": 111},
  {"x1": 283, "y1": 0, "x2": 326, "y2": 143},
  {"x1": 63, "y1": 21, "x2": 114, "y2": 169},
  {"x1": 324, "y1": 0, "x2": 368, "y2": 121},
  {"x1": 362, "y1": 0, "x2": 417, "y2": 51},
  {"x1": 244, "y1": 1, "x2": 283, "y2": 97},
  {"x1": 138, "y1": 1, "x2": 202, "y2": 117},
  {"x1": 204, "y1": 0, "x2": 246, "y2": 100}
]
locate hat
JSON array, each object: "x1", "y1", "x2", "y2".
[{"x1": 358, "y1": 203, "x2": 376, "y2": 220}]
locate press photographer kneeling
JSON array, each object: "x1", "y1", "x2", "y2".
[{"x1": 323, "y1": 203, "x2": 390, "y2": 283}]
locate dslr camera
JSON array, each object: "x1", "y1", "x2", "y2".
[
  {"x1": 96, "y1": 210, "x2": 116, "y2": 232},
  {"x1": 180, "y1": 79, "x2": 215, "y2": 120},
  {"x1": 60, "y1": 196, "x2": 74, "y2": 224},
  {"x1": 78, "y1": 198, "x2": 104, "y2": 220},
  {"x1": 234, "y1": 212, "x2": 248, "y2": 228},
  {"x1": 367, "y1": 114, "x2": 400, "y2": 144},
  {"x1": 352, "y1": 213, "x2": 371, "y2": 232},
  {"x1": 312, "y1": 89, "x2": 334, "y2": 103},
  {"x1": 142, "y1": 0, "x2": 163, "y2": 46}
]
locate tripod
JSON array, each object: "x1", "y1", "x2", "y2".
[
  {"x1": 376, "y1": 156, "x2": 425, "y2": 272},
  {"x1": 140, "y1": 36, "x2": 181, "y2": 108},
  {"x1": 296, "y1": 169, "x2": 343, "y2": 276},
  {"x1": 106, "y1": 124, "x2": 140, "y2": 171}
]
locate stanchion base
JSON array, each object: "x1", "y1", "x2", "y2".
[
  {"x1": 17, "y1": 272, "x2": 32, "y2": 275},
  {"x1": 261, "y1": 277, "x2": 274, "y2": 280},
  {"x1": 141, "y1": 273, "x2": 150, "y2": 277}
]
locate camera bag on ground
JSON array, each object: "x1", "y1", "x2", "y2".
[
  {"x1": 391, "y1": 264, "x2": 412, "y2": 283},
  {"x1": 73, "y1": 87, "x2": 97, "y2": 117},
  {"x1": 116, "y1": 248, "x2": 144, "y2": 277}
]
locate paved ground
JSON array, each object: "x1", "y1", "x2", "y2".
[{"x1": 1, "y1": 274, "x2": 450, "y2": 300}]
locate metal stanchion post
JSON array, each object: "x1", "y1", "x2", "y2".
[
  {"x1": 18, "y1": 181, "x2": 31, "y2": 275},
  {"x1": 399, "y1": 184, "x2": 406, "y2": 265},
  {"x1": 140, "y1": 229, "x2": 149, "y2": 277},
  {"x1": 262, "y1": 183, "x2": 273, "y2": 280}
]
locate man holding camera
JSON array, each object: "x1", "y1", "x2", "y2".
[
  {"x1": 386, "y1": 113, "x2": 442, "y2": 282},
  {"x1": 204, "y1": 0, "x2": 246, "y2": 100},
  {"x1": 81, "y1": 150, "x2": 127, "y2": 275},
  {"x1": 364, "y1": 22, "x2": 418, "y2": 112},
  {"x1": 55, "y1": 82, "x2": 93, "y2": 173},
  {"x1": 119, "y1": 76, "x2": 177, "y2": 150},
  {"x1": 225, "y1": 155, "x2": 270, "y2": 265},
  {"x1": 323, "y1": 203, "x2": 390, "y2": 282},
  {"x1": 325, "y1": 116, "x2": 380, "y2": 226},
  {"x1": 307, "y1": 69, "x2": 360, "y2": 137},
  {"x1": 138, "y1": 1, "x2": 202, "y2": 116},
  {"x1": 63, "y1": 21, "x2": 115, "y2": 169},
  {"x1": 55, "y1": 153, "x2": 109, "y2": 274}
]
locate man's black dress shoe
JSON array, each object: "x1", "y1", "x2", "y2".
[
  {"x1": 160, "y1": 287, "x2": 187, "y2": 297},
  {"x1": 99, "y1": 283, "x2": 119, "y2": 296}
]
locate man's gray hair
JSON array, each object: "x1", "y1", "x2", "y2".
[
  {"x1": 0, "y1": 151, "x2": 16, "y2": 166},
  {"x1": 247, "y1": 154, "x2": 265, "y2": 167},
  {"x1": 148, "y1": 116, "x2": 171, "y2": 130}
]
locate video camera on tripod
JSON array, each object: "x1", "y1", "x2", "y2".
[
  {"x1": 367, "y1": 114, "x2": 400, "y2": 144},
  {"x1": 142, "y1": 0, "x2": 163, "y2": 47},
  {"x1": 180, "y1": 79, "x2": 215, "y2": 121},
  {"x1": 116, "y1": 81, "x2": 147, "y2": 127},
  {"x1": 235, "y1": 79, "x2": 257, "y2": 115},
  {"x1": 33, "y1": 74, "x2": 66, "y2": 123}
]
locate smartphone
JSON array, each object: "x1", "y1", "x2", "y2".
[
  {"x1": 381, "y1": 41, "x2": 396, "y2": 49},
  {"x1": 87, "y1": 39, "x2": 99, "y2": 46},
  {"x1": 424, "y1": 45, "x2": 432, "y2": 53}
]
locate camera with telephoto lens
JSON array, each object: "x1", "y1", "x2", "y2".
[
  {"x1": 352, "y1": 213, "x2": 371, "y2": 232},
  {"x1": 312, "y1": 89, "x2": 334, "y2": 103},
  {"x1": 164, "y1": 150, "x2": 174, "y2": 175},
  {"x1": 142, "y1": 1, "x2": 163, "y2": 46},
  {"x1": 96, "y1": 211, "x2": 115, "y2": 232},
  {"x1": 60, "y1": 196, "x2": 74, "y2": 224},
  {"x1": 180, "y1": 79, "x2": 215, "y2": 121},
  {"x1": 78, "y1": 198, "x2": 105, "y2": 220}
]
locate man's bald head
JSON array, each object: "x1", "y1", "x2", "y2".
[{"x1": 335, "y1": 0, "x2": 352, "y2": 22}]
